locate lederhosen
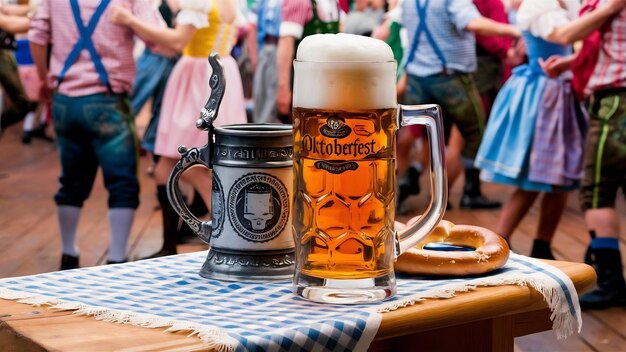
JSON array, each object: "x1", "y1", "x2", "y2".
[
  {"x1": 404, "y1": 0, "x2": 485, "y2": 157},
  {"x1": 0, "y1": 21, "x2": 35, "y2": 130},
  {"x1": 52, "y1": 0, "x2": 139, "y2": 209}
]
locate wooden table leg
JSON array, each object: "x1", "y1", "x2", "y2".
[
  {"x1": 370, "y1": 316, "x2": 515, "y2": 352},
  {"x1": 0, "y1": 321, "x2": 47, "y2": 352}
]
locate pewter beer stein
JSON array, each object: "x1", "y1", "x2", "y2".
[
  {"x1": 292, "y1": 34, "x2": 448, "y2": 303},
  {"x1": 167, "y1": 54, "x2": 294, "y2": 282}
]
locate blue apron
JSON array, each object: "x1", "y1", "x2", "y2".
[{"x1": 57, "y1": 0, "x2": 113, "y2": 94}]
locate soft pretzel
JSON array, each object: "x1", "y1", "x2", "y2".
[{"x1": 395, "y1": 219, "x2": 510, "y2": 276}]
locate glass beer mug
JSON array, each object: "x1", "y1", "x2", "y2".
[{"x1": 292, "y1": 34, "x2": 447, "y2": 303}]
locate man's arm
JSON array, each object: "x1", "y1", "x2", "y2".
[
  {"x1": 275, "y1": 0, "x2": 311, "y2": 117},
  {"x1": 0, "y1": 13, "x2": 30, "y2": 34},
  {"x1": 28, "y1": 0, "x2": 52, "y2": 101},
  {"x1": 0, "y1": 4, "x2": 31, "y2": 17},
  {"x1": 372, "y1": 18, "x2": 392, "y2": 41},
  {"x1": 276, "y1": 35, "x2": 295, "y2": 116},
  {"x1": 547, "y1": 0, "x2": 626, "y2": 45},
  {"x1": 466, "y1": 17, "x2": 521, "y2": 38},
  {"x1": 449, "y1": 0, "x2": 520, "y2": 38},
  {"x1": 245, "y1": 23, "x2": 258, "y2": 72},
  {"x1": 30, "y1": 42, "x2": 51, "y2": 102},
  {"x1": 110, "y1": 3, "x2": 195, "y2": 53},
  {"x1": 218, "y1": 0, "x2": 237, "y2": 24},
  {"x1": 473, "y1": 0, "x2": 513, "y2": 59}
]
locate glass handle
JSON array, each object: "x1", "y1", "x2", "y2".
[
  {"x1": 166, "y1": 144, "x2": 213, "y2": 245},
  {"x1": 395, "y1": 104, "x2": 448, "y2": 255}
]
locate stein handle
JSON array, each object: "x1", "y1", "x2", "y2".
[
  {"x1": 166, "y1": 144, "x2": 213, "y2": 244},
  {"x1": 395, "y1": 104, "x2": 448, "y2": 255}
]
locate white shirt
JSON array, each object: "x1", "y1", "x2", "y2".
[{"x1": 516, "y1": 0, "x2": 580, "y2": 40}]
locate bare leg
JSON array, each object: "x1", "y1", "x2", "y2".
[
  {"x1": 585, "y1": 208, "x2": 620, "y2": 239},
  {"x1": 496, "y1": 188, "x2": 539, "y2": 240},
  {"x1": 396, "y1": 127, "x2": 414, "y2": 177},
  {"x1": 536, "y1": 192, "x2": 568, "y2": 243},
  {"x1": 181, "y1": 166, "x2": 212, "y2": 213},
  {"x1": 446, "y1": 126, "x2": 463, "y2": 191},
  {"x1": 154, "y1": 157, "x2": 177, "y2": 186}
]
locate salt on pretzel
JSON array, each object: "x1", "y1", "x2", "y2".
[{"x1": 394, "y1": 219, "x2": 510, "y2": 276}]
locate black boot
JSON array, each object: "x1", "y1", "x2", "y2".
[
  {"x1": 460, "y1": 167, "x2": 501, "y2": 210},
  {"x1": 60, "y1": 254, "x2": 79, "y2": 270},
  {"x1": 583, "y1": 231, "x2": 596, "y2": 265},
  {"x1": 31, "y1": 125, "x2": 55, "y2": 142},
  {"x1": 22, "y1": 125, "x2": 54, "y2": 144},
  {"x1": 580, "y1": 247, "x2": 626, "y2": 309},
  {"x1": 142, "y1": 186, "x2": 179, "y2": 259},
  {"x1": 530, "y1": 239, "x2": 555, "y2": 260},
  {"x1": 178, "y1": 190, "x2": 208, "y2": 244},
  {"x1": 397, "y1": 165, "x2": 421, "y2": 207}
]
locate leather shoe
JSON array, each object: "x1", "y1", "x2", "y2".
[
  {"x1": 60, "y1": 254, "x2": 79, "y2": 270},
  {"x1": 530, "y1": 239, "x2": 555, "y2": 260},
  {"x1": 397, "y1": 166, "x2": 421, "y2": 207},
  {"x1": 106, "y1": 259, "x2": 127, "y2": 265},
  {"x1": 22, "y1": 126, "x2": 54, "y2": 144},
  {"x1": 459, "y1": 194, "x2": 501, "y2": 210}
]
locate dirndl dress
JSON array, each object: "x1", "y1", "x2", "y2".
[
  {"x1": 154, "y1": 0, "x2": 247, "y2": 159},
  {"x1": 475, "y1": 32, "x2": 586, "y2": 192}
]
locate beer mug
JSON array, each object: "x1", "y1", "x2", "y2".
[{"x1": 292, "y1": 34, "x2": 447, "y2": 303}]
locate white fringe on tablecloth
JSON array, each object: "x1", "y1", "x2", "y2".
[
  {"x1": 379, "y1": 258, "x2": 583, "y2": 340},
  {"x1": 0, "y1": 287, "x2": 238, "y2": 352}
]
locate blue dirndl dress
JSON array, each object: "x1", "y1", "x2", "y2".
[{"x1": 475, "y1": 32, "x2": 586, "y2": 192}]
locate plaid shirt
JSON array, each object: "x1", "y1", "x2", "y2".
[
  {"x1": 28, "y1": 0, "x2": 165, "y2": 97},
  {"x1": 588, "y1": 7, "x2": 626, "y2": 92}
]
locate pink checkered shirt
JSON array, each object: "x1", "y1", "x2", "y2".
[
  {"x1": 588, "y1": 8, "x2": 626, "y2": 93},
  {"x1": 28, "y1": 0, "x2": 165, "y2": 97}
]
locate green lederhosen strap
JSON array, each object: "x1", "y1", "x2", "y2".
[{"x1": 299, "y1": 0, "x2": 340, "y2": 46}]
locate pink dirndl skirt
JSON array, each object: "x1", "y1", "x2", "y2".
[{"x1": 155, "y1": 55, "x2": 247, "y2": 158}]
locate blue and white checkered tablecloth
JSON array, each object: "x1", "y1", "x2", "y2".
[{"x1": 0, "y1": 251, "x2": 582, "y2": 351}]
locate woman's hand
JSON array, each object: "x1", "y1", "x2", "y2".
[
  {"x1": 38, "y1": 82, "x2": 52, "y2": 104},
  {"x1": 276, "y1": 85, "x2": 292, "y2": 116},
  {"x1": 109, "y1": 3, "x2": 134, "y2": 27},
  {"x1": 538, "y1": 55, "x2": 572, "y2": 78}
]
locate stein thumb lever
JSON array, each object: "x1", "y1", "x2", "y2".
[{"x1": 197, "y1": 53, "x2": 226, "y2": 131}]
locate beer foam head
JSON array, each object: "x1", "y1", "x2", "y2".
[
  {"x1": 293, "y1": 34, "x2": 397, "y2": 110},
  {"x1": 296, "y1": 33, "x2": 394, "y2": 62}
]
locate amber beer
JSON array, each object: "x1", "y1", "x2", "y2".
[
  {"x1": 293, "y1": 107, "x2": 397, "y2": 279},
  {"x1": 292, "y1": 34, "x2": 447, "y2": 304}
]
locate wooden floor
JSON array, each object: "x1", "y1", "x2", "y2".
[{"x1": 0, "y1": 120, "x2": 624, "y2": 352}]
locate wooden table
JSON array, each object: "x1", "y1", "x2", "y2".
[{"x1": 0, "y1": 260, "x2": 595, "y2": 352}]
